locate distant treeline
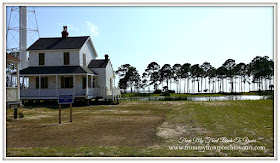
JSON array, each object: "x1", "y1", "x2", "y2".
[{"x1": 115, "y1": 56, "x2": 274, "y2": 94}]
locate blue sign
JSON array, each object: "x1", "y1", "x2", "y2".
[{"x1": 58, "y1": 95, "x2": 73, "y2": 104}]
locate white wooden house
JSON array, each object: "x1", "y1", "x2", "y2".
[{"x1": 19, "y1": 26, "x2": 120, "y2": 102}]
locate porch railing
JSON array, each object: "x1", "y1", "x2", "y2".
[
  {"x1": 20, "y1": 87, "x2": 121, "y2": 98},
  {"x1": 7, "y1": 87, "x2": 19, "y2": 102}
]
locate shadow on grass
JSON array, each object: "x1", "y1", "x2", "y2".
[
  {"x1": 34, "y1": 121, "x2": 73, "y2": 128},
  {"x1": 22, "y1": 100, "x2": 121, "y2": 109}
]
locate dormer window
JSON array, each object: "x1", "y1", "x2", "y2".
[
  {"x1": 64, "y1": 52, "x2": 70, "y2": 65},
  {"x1": 39, "y1": 53, "x2": 45, "y2": 65}
]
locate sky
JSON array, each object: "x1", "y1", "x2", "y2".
[{"x1": 6, "y1": 6, "x2": 274, "y2": 86}]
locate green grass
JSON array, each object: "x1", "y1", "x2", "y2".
[
  {"x1": 6, "y1": 100, "x2": 274, "y2": 157},
  {"x1": 121, "y1": 93, "x2": 160, "y2": 98}
]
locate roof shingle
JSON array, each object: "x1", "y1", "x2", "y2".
[
  {"x1": 19, "y1": 66, "x2": 97, "y2": 75},
  {"x1": 88, "y1": 59, "x2": 109, "y2": 68},
  {"x1": 27, "y1": 36, "x2": 90, "y2": 51}
]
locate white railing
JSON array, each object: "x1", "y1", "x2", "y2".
[
  {"x1": 112, "y1": 87, "x2": 121, "y2": 96},
  {"x1": 94, "y1": 87, "x2": 106, "y2": 97},
  {"x1": 7, "y1": 87, "x2": 19, "y2": 102},
  {"x1": 87, "y1": 88, "x2": 94, "y2": 96},
  {"x1": 21, "y1": 88, "x2": 76, "y2": 97},
  {"x1": 20, "y1": 87, "x2": 121, "y2": 98},
  {"x1": 105, "y1": 87, "x2": 121, "y2": 96}
]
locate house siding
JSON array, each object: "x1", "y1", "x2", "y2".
[
  {"x1": 75, "y1": 75, "x2": 83, "y2": 90},
  {"x1": 48, "y1": 76, "x2": 56, "y2": 89},
  {"x1": 90, "y1": 68, "x2": 105, "y2": 88},
  {"x1": 105, "y1": 61, "x2": 115, "y2": 89},
  {"x1": 29, "y1": 76, "x2": 36, "y2": 89},
  {"x1": 79, "y1": 40, "x2": 96, "y2": 67},
  {"x1": 90, "y1": 61, "x2": 115, "y2": 89},
  {"x1": 29, "y1": 50, "x2": 80, "y2": 67}
]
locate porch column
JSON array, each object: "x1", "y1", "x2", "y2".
[
  {"x1": 21, "y1": 76, "x2": 24, "y2": 97},
  {"x1": 16, "y1": 63, "x2": 20, "y2": 100},
  {"x1": 56, "y1": 75, "x2": 58, "y2": 96},
  {"x1": 91, "y1": 75, "x2": 93, "y2": 88},
  {"x1": 39, "y1": 75, "x2": 41, "y2": 96},
  {"x1": 86, "y1": 74, "x2": 88, "y2": 97},
  {"x1": 73, "y1": 75, "x2": 75, "y2": 96}
]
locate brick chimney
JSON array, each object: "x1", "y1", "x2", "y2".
[
  {"x1": 61, "y1": 26, "x2": 69, "y2": 38},
  {"x1": 105, "y1": 54, "x2": 109, "y2": 61}
]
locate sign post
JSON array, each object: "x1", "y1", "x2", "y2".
[
  {"x1": 58, "y1": 95, "x2": 74, "y2": 124},
  {"x1": 59, "y1": 104, "x2": 61, "y2": 124},
  {"x1": 70, "y1": 103, "x2": 72, "y2": 122}
]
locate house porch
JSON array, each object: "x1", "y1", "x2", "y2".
[{"x1": 20, "y1": 74, "x2": 121, "y2": 101}]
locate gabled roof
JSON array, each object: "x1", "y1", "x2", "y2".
[
  {"x1": 88, "y1": 59, "x2": 109, "y2": 68},
  {"x1": 27, "y1": 36, "x2": 90, "y2": 51},
  {"x1": 19, "y1": 66, "x2": 97, "y2": 75}
]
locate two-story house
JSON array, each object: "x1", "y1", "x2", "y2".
[{"x1": 19, "y1": 26, "x2": 120, "y2": 103}]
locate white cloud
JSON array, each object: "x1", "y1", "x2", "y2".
[
  {"x1": 57, "y1": 23, "x2": 79, "y2": 33},
  {"x1": 85, "y1": 21, "x2": 99, "y2": 37},
  {"x1": 66, "y1": 24, "x2": 79, "y2": 32}
]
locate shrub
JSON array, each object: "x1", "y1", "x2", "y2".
[
  {"x1": 160, "y1": 92, "x2": 170, "y2": 96},
  {"x1": 153, "y1": 90, "x2": 162, "y2": 94},
  {"x1": 134, "y1": 93, "x2": 151, "y2": 97},
  {"x1": 268, "y1": 94, "x2": 274, "y2": 99}
]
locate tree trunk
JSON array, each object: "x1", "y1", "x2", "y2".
[
  {"x1": 249, "y1": 83, "x2": 251, "y2": 92},
  {"x1": 243, "y1": 81, "x2": 246, "y2": 93},
  {"x1": 259, "y1": 78, "x2": 261, "y2": 91},
  {"x1": 240, "y1": 77, "x2": 243, "y2": 92},
  {"x1": 191, "y1": 80, "x2": 194, "y2": 91},
  {"x1": 187, "y1": 78, "x2": 189, "y2": 93},
  {"x1": 167, "y1": 79, "x2": 169, "y2": 91},
  {"x1": 212, "y1": 80, "x2": 215, "y2": 93},
  {"x1": 222, "y1": 79, "x2": 224, "y2": 93},
  {"x1": 184, "y1": 78, "x2": 186, "y2": 93},
  {"x1": 176, "y1": 82, "x2": 178, "y2": 93},
  {"x1": 220, "y1": 79, "x2": 222, "y2": 92},
  {"x1": 178, "y1": 79, "x2": 180, "y2": 93},
  {"x1": 225, "y1": 79, "x2": 227, "y2": 93},
  {"x1": 209, "y1": 78, "x2": 211, "y2": 93},
  {"x1": 205, "y1": 77, "x2": 207, "y2": 92},
  {"x1": 201, "y1": 78, "x2": 203, "y2": 93},
  {"x1": 197, "y1": 78, "x2": 200, "y2": 93},
  {"x1": 169, "y1": 79, "x2": 171, "y2": 90}
]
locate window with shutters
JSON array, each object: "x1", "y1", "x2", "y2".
[
  {"x1": 36, "y1": 77, "x2": 48, "y2": 88},
  {"x1": 61, "y1": 76, "x2": 73, "y2": 88},
  {"x1": 39, "y1": 53, "x2": 45, "y2": 65},
  {"x1": 64, "y1": 52, "x2": 70, "y2": 65}
]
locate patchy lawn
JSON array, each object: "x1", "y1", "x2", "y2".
[{"x1": 6, "y1": 100, "x2": 274, "y2": 157}]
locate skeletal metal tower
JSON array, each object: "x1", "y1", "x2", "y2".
[{"x1": 6, "y1": 6, "x2": 40, "y2": 70}]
